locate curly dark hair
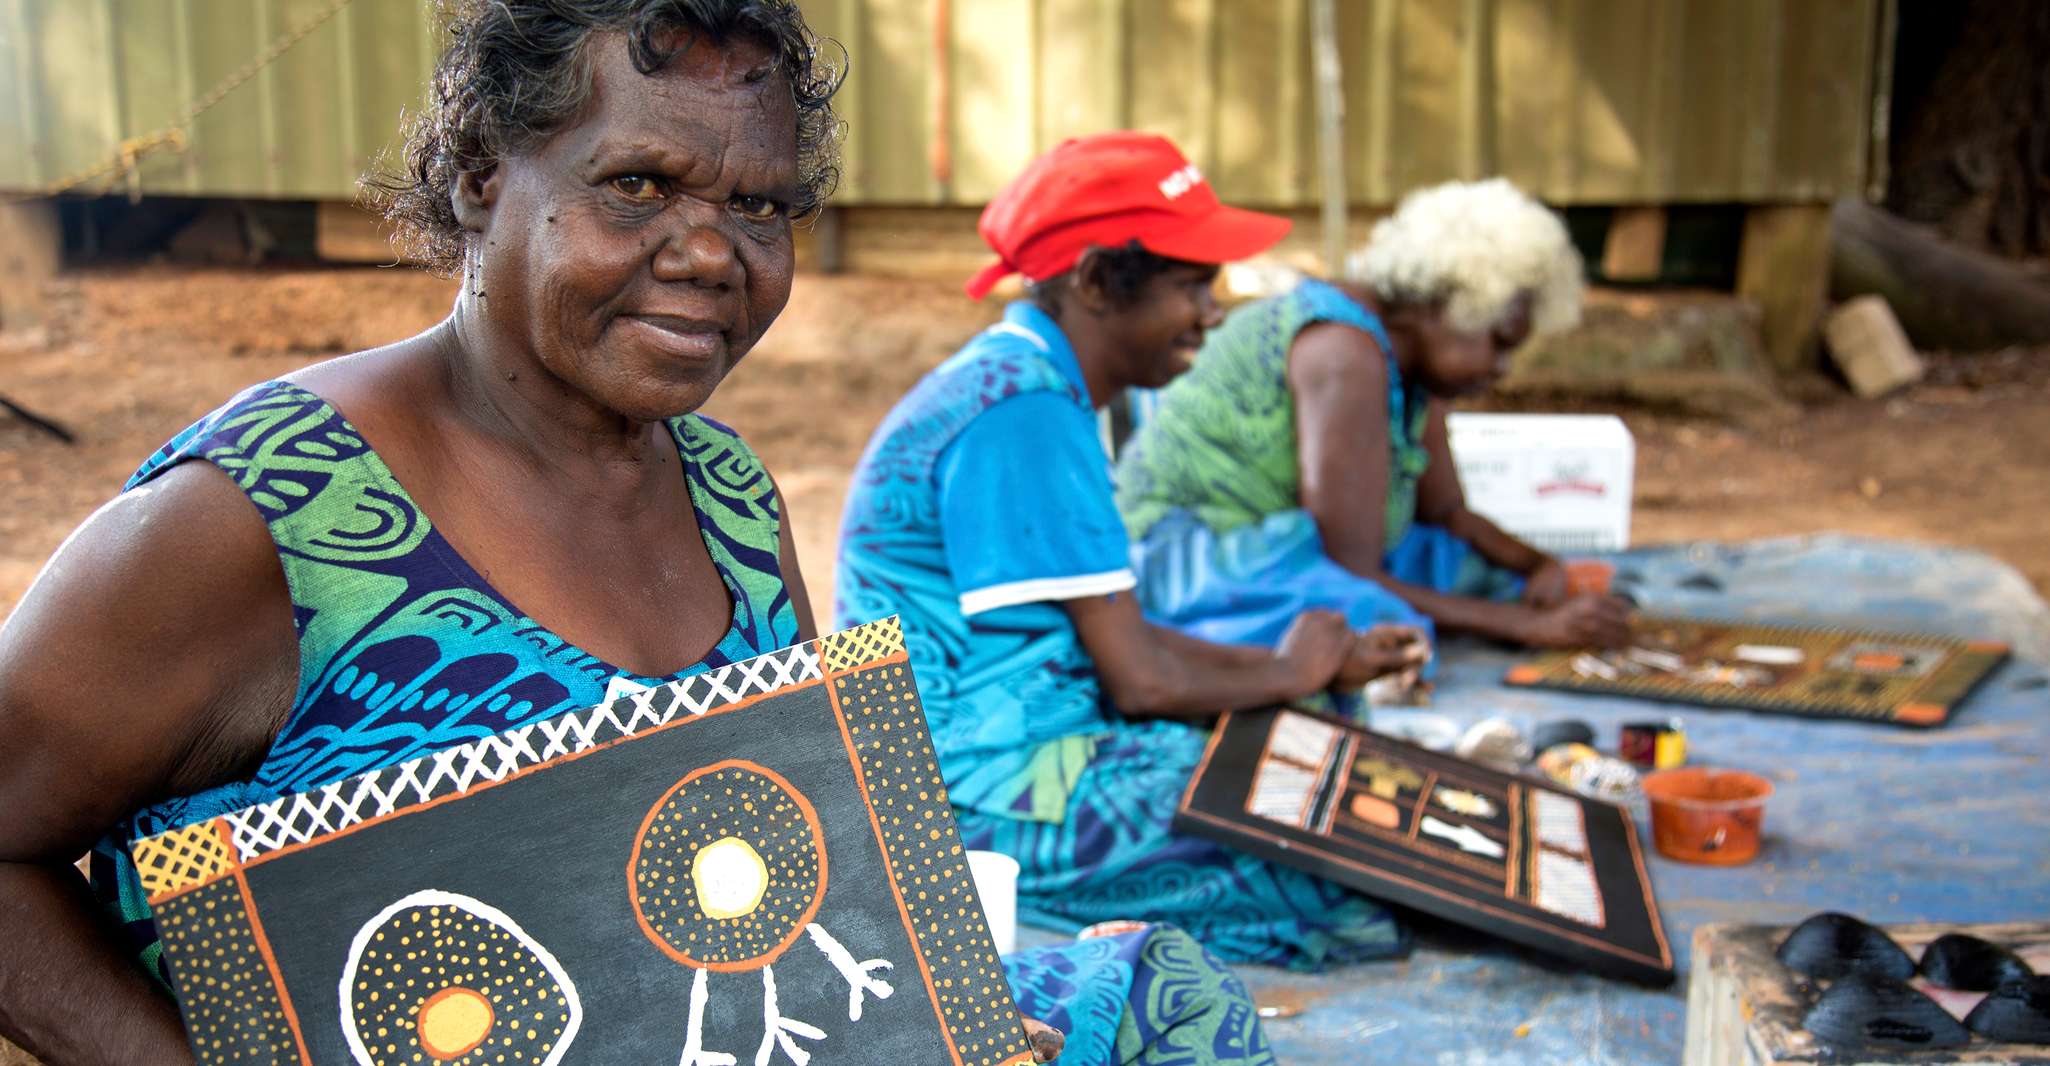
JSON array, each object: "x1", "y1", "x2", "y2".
[
  {"x1": 372, "y1": 0, "x2": 844, "y2": 274},
  {"x1": 1029, "y1": 241, "x2": 1190, "y2": 313}
]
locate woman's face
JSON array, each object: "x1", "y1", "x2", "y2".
[
  {"x1": 465, "y1": 33, "x2": 799, "y2": 422},
  {"x1": 1411, "y1": 290, "x2": 1536, "y2": 397},
  {"x1": 1104, "y1": 261, "x2": 1225, "y2": 390}
]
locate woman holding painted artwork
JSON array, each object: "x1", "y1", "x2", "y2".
[
  {"x1": 1115, "y1": 178, "x2": 1635, "y2": 653},
  {"x1": 0, "y1": 4, "x2": 1260, "y2": 1064}
]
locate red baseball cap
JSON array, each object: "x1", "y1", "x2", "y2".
[{"x1": 965, "y1": 131, "x2": 1292, "y2": 299}]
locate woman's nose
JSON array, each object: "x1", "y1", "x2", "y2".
[{"x1": 652, "y1": 212, "x2": 740, "y2": 289}]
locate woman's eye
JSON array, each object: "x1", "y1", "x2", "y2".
[
  {"x1": 611, "y1": 175, "x2": 664, "y2": 201},
  {"x1": 732, "y1": 195, "x2": 784, "y2": 222}
]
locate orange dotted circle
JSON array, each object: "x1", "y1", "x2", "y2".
[{"x1": 628, "y1": 760, "x2": 827, "y2": 971}]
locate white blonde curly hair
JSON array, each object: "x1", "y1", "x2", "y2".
[{"x1": 1344, "y1": 177, "x2": 1584, "y2": 337}]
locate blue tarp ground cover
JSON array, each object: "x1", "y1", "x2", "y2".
[{"x1": 1036, "y1": 536, "x2": 2050, "y2": 1065}]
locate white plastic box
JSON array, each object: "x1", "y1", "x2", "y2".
[{"x1": 1445, "y1": 413, "x2": 1635, "y2": 554}]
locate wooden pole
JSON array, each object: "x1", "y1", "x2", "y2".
[{"x1": 1310, "y1": 0, "x2": 1347, "y2": 276}]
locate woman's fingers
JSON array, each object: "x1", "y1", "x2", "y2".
[{"x1": 1022, "y1": 1015, "x2": 1066, "y2": 1062}]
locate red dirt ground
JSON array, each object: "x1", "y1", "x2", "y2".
[{"x1": 4, "y1": 264, "x2": 2046, "y2": 623}]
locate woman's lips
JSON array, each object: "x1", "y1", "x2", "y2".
[{"x1": 622, "y1": 313, "x2": 727, "y2": 362}]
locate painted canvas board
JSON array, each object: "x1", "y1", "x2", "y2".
[
  {"x1": 1176, "y1": 706, "x2": 1674, "y2": 985},
  {"x1": 1504, "y1": 616, "x2": 2010, "y2": 726},
  {"x1": 128, "y1": 617, "x2": 1035, "y2": 1066}
]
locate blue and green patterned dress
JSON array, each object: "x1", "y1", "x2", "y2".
[
  {"x1": 1115, "y1": 279, "x2": 1521, "y2": 651},
  {"x1": 89, "y1": 378, "x2": 1253, "y2": 1063}
]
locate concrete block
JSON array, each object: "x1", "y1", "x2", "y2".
[{"x1": 1824, "y1": 294, "x2": 1925, "y2": 398}]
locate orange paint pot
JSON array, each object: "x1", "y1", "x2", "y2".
[
  {"x1": 1641, "y1": 767, "x2": 1774, "y2": 865},
  {"x1": 1564, "y1": 559, "x2": 1616, "y2": 597}
]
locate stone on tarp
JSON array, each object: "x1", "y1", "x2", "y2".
[{"x1": 1823, "y1": 295, "x2": 1925, "y2": 398}]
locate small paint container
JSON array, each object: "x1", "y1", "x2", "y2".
[
  {"x1": 1619, "y1": 719, "x2": 1687, "y2": 769},
  {"x1": 1641, "y1": 767, "x2": 1773, "y2": 865},
  {"x1": 1564, "y1": 559, "x2": 1616, "y2": 597}
]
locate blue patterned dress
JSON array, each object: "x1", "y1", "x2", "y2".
[
  {"x1": 88, "y1": 378, "x2": 1250, "y2": 1063},
  {"x1": 836, "y1": 303, "x2": 1406, "y2": 979}
]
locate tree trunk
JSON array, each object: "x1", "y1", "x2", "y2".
[{"x1": 1830, "y1": 197, "x2": 2050, "y2": 351}]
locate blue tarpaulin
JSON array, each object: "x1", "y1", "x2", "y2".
[{"x1": 1034, "y1": 536, "x2": 2050, "y2": 1064}]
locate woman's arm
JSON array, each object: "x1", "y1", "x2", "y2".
[
  {"x1": 1063, "y1": 593, "x2": 1355, "y2": 719},
  {"x1": 1413, "y1": 401, "x2": 1553, "y2": 577},
  {"x1": 1290, "y1": 327, "x2": 1626, "y2": 647},
  {"x1": 0, "y1": 463, "x2": 297, "y2": 1065}
]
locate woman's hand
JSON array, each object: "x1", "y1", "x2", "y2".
[
  {"x1": 1275, "y1": 610, "x2": 1357, "y2": 692},
  {"x1": 1521, "y1": 557, "x2": 1571, "y2": 609},
  {"x1": 1022, "y1": 1016, "x2": 1066, "y2": 1061},
  {"x1": 1335, "y1": 624, "x2": 1431, "y2": 688},
  {"x1": 1516, "y1": 595, "x2": 1634, "y2": 649}
]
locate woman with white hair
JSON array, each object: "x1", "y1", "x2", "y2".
[{"x1": 1116, "y1": 178, "x2": 1633, "y2": 661}]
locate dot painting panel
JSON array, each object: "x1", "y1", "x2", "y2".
[
  {"x1": 153, "y1": 879, "x2": 302, "y2": 1065},
  {"x1": 834, "y1": 662, "x2": 1024, "y2": 1066},
  {"x1": 133, "y1": 621, "x2": 1034, "y2": 1065},
  {"x1": 1504, "y1": 616, "x2": 2010, "y2": 726}
]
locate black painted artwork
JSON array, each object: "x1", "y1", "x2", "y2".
[
  {"x1": 1175, "y1": 706, "x2": 1674, "y2": 985},
  {"x1": 1505, "y1": 616, "x2": 2009, "y2": 727},
  {"x1": 129, "y1": 618, "x2": 1034, "y2": 1066}
]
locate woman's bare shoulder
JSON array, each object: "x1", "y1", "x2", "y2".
[
  {"x1": 1288, "y1": 320, "x2": 1390, "y2": 390},
  {"x1": 0, "y1": 460, "x2": 299, "y2": 856}
]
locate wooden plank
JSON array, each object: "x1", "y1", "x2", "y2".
[
  {"x1": 345, "y1": 0, "x2": 433, "y2": 198},
  {"x1": 1736, "y1": 204, "x2": 1833, "y2": 374},
  {"x1": 1563, "y1": 0, "x2": 1661, "y2": 201},
  {"x1": 1036, "y1": 0, "x2": 1126, "y2": 148},
  {"x1": 844, "y1": 0, "x2": 936, "y2": 202},
  {"x1": 1769, "y1": 0, "x2": 1880, "y2": 203},
  {"x1": 1492, "y1": 0, "x2": 1571, "y2": 201},
  {"x1": 1602, "y1": 205, "x2": 1668, "y2": 281},
  {"x1": 1389, "y1": 0, "x2": 1486, "y2": 193},
  {"x1": 1128, "y1": 0, "x2": 1217, "y2": 174},
  {"x1": 110, "y1": 0, "x2": 190, "y2": 191},
  {"x1": 264, "y1": 0, "x2": 353, "y2": 198},
  {"x1": 183, "y1": 0, "x2": 266, "y2": 197},
  {"x1": 29, "y1": 0, "x2": 122, "y2": 188},
  {"x1": 947, "y1": 0, "x2": 1036, "y2": 200},
  {"x1": 1213, "y1": 0, "x2": 1296, "y2": 204}
]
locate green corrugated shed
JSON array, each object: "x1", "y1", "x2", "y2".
[{"x1": 0, "y1": 0, "x2": 1888, "y2": 206}]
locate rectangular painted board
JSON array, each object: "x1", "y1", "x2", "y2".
[
  {"x1": 1176, "y1": 706, "x2": 1674, "y2": 986},
  {"x1": 129, "y1": 617, "x2": 1034, "y2": 1066},
  {"x1": 1504, "y1": 616, "x2": 2011, "y2": 727}
]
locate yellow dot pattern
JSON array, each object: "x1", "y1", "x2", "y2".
[
  {"x1": 133, "y1": 819, "x2": 235, "y2": 900},
  {"x1": 632, "y1": 765, "x2": 823, "y2": 968},
  {"x1": 836, "y1": 665, "x2": 1030, "y2": 1066},
  {"x1": 154, "y1": 879, "x2": 300, "y2": 1064},
  {"x1": 819, "y1": 616, "x2": 905, "y2": 674},
  {"x1": 347, "y1": 904, "x2": 572, "y2": 1065}
]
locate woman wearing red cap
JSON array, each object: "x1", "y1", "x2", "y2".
[
  {"x1": 836, "y1": 131, "x2": 1422, "y2": 1003},
  {"x1": 1116, "y1": 178, "x2": 1634, "y2": 656}
]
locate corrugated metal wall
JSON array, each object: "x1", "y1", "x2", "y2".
[{"x1": 0, "y1": 0, "x2": 1884, "y2": 206}]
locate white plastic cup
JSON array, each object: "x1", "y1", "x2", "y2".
[{"x1": 966, "y1": 849, "x2": 1020, "y2": 954}]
